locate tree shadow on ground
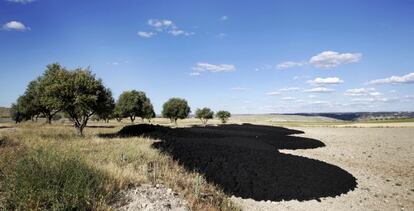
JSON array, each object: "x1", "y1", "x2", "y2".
[
  {"x1": 100, "y1": 123, "x2": 357, "y2": 201},
  {"x1": 86, "y1": 125, "x2": 116, "y2": 129}
]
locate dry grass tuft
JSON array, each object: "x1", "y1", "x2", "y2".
[{"x1": 0, "y1": 122, "x2": 239, "y2": 210}]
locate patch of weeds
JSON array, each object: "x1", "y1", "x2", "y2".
[{"x1": 0, "y1": 147, "x2": 116, "y2": 210}]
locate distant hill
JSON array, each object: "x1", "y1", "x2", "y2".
[
  {"x1": 287, "y1": 112, "x2": 414, "y2": 121},
  {"x1": 0, "y1": 107, "x2": 10, "y2": 118}
]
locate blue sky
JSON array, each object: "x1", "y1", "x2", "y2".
[{"x1": 1, "y1": 0, "x2": 414, "y2": 114}]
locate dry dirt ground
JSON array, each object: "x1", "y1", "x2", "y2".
[
  {"x1": 112, "y1": 184, "x2": 189, "y2": 211},
  {"x1": 233, "y1": 127, "x2": 414, "y2": 211}
]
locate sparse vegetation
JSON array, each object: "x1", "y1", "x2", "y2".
[
  {"x1": 216, "y1": 110, "x2": 231, "y2": 123},
  {"x1": 162, "y1": 98, "x2": 191, "y2": 125},
  {"x1": 195, "y1": 107, "x2": 214, "y2": 125},
  {"x1": 0, "y1": 123, "x2": 239, "y2": 211},
  {"x1": 0, "y1": 144, "x2": 115, "y2": 210}
]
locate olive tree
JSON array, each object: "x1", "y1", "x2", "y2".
[
  {"x1": 96, "y1": 92, "x2": 115, "y2": 123},
  {"x1": 142, "y1": 99, "x2": 156, "y2": 122},
  {"x1": 162, "y1": 98, "x2": 191, "y2": 125},
  {"x1": 34, "y1": 63, "x2": 66, "y2": 124},
  {"x1": 112, "y1": 105, "x2": 123, "y2": 122},
  {"x1": 216, "y1": 110, "x2": 231, "y2": 123},
  {"x1": 116, "y1": 90, "x2": 153, "y2": 123},
  {"x1": 195, "y1": 107, "x2": 214, "y2": 125},
  {"x1": 46, "y1": 67, "x2": 114, "y2": 136}
]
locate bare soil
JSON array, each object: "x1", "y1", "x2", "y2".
[
  {"x1": 112, "y1": 184, "x2": 189, "y2": 211},
  {"x1": 233, "y1": 127, "x2": 414, "y2": 210}
]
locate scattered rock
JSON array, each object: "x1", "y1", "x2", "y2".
[{"x1": 112, "y1": 184, "x2": 189, "y2": 211}]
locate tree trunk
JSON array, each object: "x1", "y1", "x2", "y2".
[
  {"x1": 76, "y1": 126, "x2": 84, "y2": 136},
  {"x1": 46, "y1": 115, "x2": 52, "y2": 124}
]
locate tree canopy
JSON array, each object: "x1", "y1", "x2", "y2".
[
  {"x1": 216, "y1": 110, "x2": 231, "y2": 123},
  {"x1": 195, "y1": 107, "x2": 214, "y2": 125},
  {"x1": 12, "y1": 63, "x2": 114, "y2": 136},
  {"x1": 162, "y1": 98, "x2": 191, "y2": 124},
  {"x1": 116, "y1": 90, "x2": 154, "y2": 122}
]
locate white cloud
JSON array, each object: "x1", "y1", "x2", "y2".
[
  {"x1": 281, "y1": 97, "x2": 296, "y2": 101},
  {"x1": 144, "y1": 19, "x2": 193, "y2": 37},
  {"x1": 304, "y1": 87, "x2": 334, "y2": 93},
  {"x1": 6, "y1": 0, "x2": 35, "y2": 3},
  {"x1": 231, "y1": 87, "x2": 249, "y2": 91},
  {"x1": 168, "y1": 29, "x2": 194, "y2": 36},
  {"x1": 344, "y1": 88, "x2": 382, "y2": 97},
  {"x1": 309, "y1": 51, "x2": 362, "y2": 69},
  {"x1": 137, "y1": 31, "x2": 156, "y2": 38},
  {"x1": 192, "y1": 62, "x2": 236, "y2": 73},
  {"x1": 276, "y1": 61, "x2": 305, "y2": 70},
  {"x1": 307, "y1": 77, "x2": 344, "y2": 86},
  {"x1": 2, "y1": 21, "x2": 30, "y2": 31},
  {"x1": 265, "y1": 91, "x2": 280, "y2": 96},
  {"x1": 368, "y1": 72, "x2": 414, "y2": 85},
  {"x1": 278, "y1": 87, "x2": 300, "y2": 92},
  {"x1": 350, "y1": 97, "x2": 389, "y2": 103},
  {"x1": 147, "y1": 19, "x2": 172, "y2": 29},
  {"x1": 220, "y1": 16, "x2": 228, "y2": 21}
]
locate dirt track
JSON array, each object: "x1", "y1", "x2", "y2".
[{"x1": 233, "y1": 127, "x2": 414, "y2": 211}]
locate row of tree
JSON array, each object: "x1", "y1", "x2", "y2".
[
  {"x1": 11, "y1": 63, "x2": 231, "y2": 136},
  {"x1": 195, "y1": 108, "x2": 231, "y2": 124}
]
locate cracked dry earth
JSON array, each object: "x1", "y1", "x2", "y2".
[{"x1": 232, "y1": 127, "x2": 414, "y2": 211}]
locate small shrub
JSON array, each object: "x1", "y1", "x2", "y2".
[{"x1": 0, "y1": 148, "x2": 114, "y2": 210}]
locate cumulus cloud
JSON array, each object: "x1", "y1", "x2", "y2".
[
  {"x1": 2, "y1": 21, "x2": 30, "y2": 31},
  {"x1": 147, "y1": 19, "x2": 173, "y2": 30},
  {"x1": 344, "y1": 88, "x2": 382, "y2": 97},
  {"x1": 137, "y1": 31, "x2": 156, "y2": 38},
  {"x1": 276, "y1": 61, "x2": 305, "y2": 70},
  {"x1": 368, "y1": 72, "x2": 414, "y2": 85},
  {"x1": 6, "y1": 0, "x2": 35, "y2": 3},
  {"x1": 309, "y1": 51, "x2": 361, "y2": 69},
  {"x1": 139, "y1": 19, "x2": 193, "y2": 37},
  {"x1": 168, "y1": 29, "x2": 194, "y2": 36},
  {"x1": 265, "y1": 91, "x2": 280, "y2": 96},
  {"x1": 307, "y1": 77, "x2": 344, "y2": 86},
  {"x1": 304, "y1": 87, "x2": 334, "y2": 93},
  {"x1": 192, "y1": 62, "x2": 236, "y2": 73},
  {"x1": 275, "y1": 51, "x2": 361, "y2": 70}
]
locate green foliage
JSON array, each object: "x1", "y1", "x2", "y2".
[
  {"x1": 195, "y1": 107, "x2": 214, "y2": 125},
  {"x1": 0, "y1": 148, "x2": 113, "y2": 210},
  {"x1": 112, "y1": 105, "x2": 124, "y2": 122},
  {"x1": 162, "y1": 98, "x2": 191, "y2": 124},
  {"x1": 26, "y1": 64, "x2": 115, "y2": 135},
  {"x1": 142, "y1": 99, "x2": 156, "y2": 121},
  {"x1": 116, "y1": 90, "x2": 154, "y2": 122},
  {"x1": 216, "y1": 110, "x2": 231, "y2": 123}
]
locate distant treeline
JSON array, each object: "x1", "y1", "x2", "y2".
[{"x1": 286, "y1": 112, "x2": 414, "y2": 121}]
